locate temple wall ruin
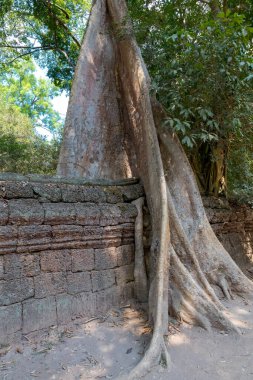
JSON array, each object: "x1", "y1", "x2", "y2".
[
  {"x1": 0, "y1": 174, "x2": 143, "y2": 344},
  {"x1": 0, "y1": 174, "x2": 252, "y2": 344}
]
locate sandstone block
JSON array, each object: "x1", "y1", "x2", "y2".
[
  {"x1": 82, "y1": 186, "x2": 106, "y2": 203},
  {"x1": 9, "y1": 199, "x2": 44, "y2": 225},
  {"x1": 4, "y1": 253, "x2": 40, "y2": 279},
  {"x1": 0, "y1": 256, "x2": 3, "y2": 279},
  {"x1": 94, "y1": 247, "x2": 118, "y2": 270},
  {"x1": 100, "y1": 204, "x2": 122, "y2": 226},
  {"x1": 115, "y1": 264, "x2": 134, "y2": 285},
  {"x1": 34, "y1": 272, "x2": 67, "y2": 298},
  {"x1": 61, "y1": 184, "x2": 85, "y2": 202},
  {"x1": 32, "y1": 183, "x2": 62, "y2": 202},
  {"x1": 75, "y1": 203, "x2": 101, "y2": 226},
  {"x1": 18, "y1": 225, "x2": 52, "y2": 253},
  {"x1": 3, "y1": 181, "x2": 33, "y2": 199},
  {"x1": 105, "y1": 187, "x2": 123, "y2": 204},
  {"x1": 23, "y1": 297, "x2": 57, "y2": 333},
  {"x1": 40, "y1": 250, "x2": 71, "y2": 272},
  {"x1": 56, "y1": 292, "x2": 96, "y2": 324},
  {"x1": 0, "y1": 199, "x2": 8, "y2": 225},
  {"x1": 0, "y1": 304, "x2": 22, "y2": 342},
  {"x1": 0, "y1": 226, "x2": 17, "y2": 254},
  {"x1": 67, "y1": 272, "x2": 92, "y2": 294},
  {"x1": 43, "y1": 203, "x2": 76, "y2": 225},
  {"x1": 120, "y1": 183, "x2": 144, "y2": 201},
  {"x1": 95, "y1": 285, "x2": 122, "y2": 313},
  {"x1": 71, "y1": 249, "x2": 94, "y2": 272},
  {"x1": 117, "y1": 245, "x2": 134, "y2": 266},
  {"x1": 91, "y1": 269, "x2": 115, "y2": 292},
  {"x1": 52, "y1": 225, "x2": 83, "y2": 243},
  {"x1": 82, "y1": 226, "x2": 104, "y2": 246},
  {"x1": 0, "y1": 277, "x2": 34, "y2": 306}
]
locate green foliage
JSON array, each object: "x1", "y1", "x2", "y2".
[
  {"x1": 0, "y1": 98, "x2": 60, "y2": 174},
  {"x1": 129, "y1": 0, "x2": 253, "y2": 198},
  {"x1": 0, "y1": 59, "x2": 62, "y2": 133},
  {"x1": 0, "y1": 0, "x2": 91, "y2": 91}
]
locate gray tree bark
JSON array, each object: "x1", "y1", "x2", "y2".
[{"x1": 57, "y1": 1, "x2": 253, "y2": 378}]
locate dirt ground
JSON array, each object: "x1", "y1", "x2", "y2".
[{"x1": 1, "y1": 294, "x2": 253, "y2": 380}]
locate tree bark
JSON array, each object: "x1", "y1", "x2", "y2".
[
  {"x1": 189, "y1": 140, "x2": 228, "y2": 197},
  {"x1": 57, "y1": 1, "x2": 253, "y2": 378}
]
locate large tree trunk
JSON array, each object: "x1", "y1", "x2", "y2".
[
  {"x1": 57, "y1": 1, "x2": 253, "y2": 378},
  {"x1": 189, "y1": 140, "x2": 228, "y2": 197}
]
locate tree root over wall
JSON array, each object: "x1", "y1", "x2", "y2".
[{"x1": 57, "y1": 1, "x2": 253, "y2": 378}]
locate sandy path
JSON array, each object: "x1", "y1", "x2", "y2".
[{"x1": 1, "y1": 295, "x2": 253, "y2": 380}]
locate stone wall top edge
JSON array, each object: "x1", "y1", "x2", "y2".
[{"x1": 0, "y1": 173, "x2": 140, "y2": 187}]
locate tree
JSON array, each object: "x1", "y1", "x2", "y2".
[
  {"x1": 0, "y1": 59, "x2": 62, "y2": 134},
  {"x1": 0, "y1": 0, "x2": 91, "y2": 90},
  {"x1": 127, "y1": 0, "x2": 253, "y2": 197},
  {"x1": 57, "y1": 0, "x2": 252, "y2": 378},
  {"x1": 0, "y1": 97, "x2": 59, "y2": 174}
]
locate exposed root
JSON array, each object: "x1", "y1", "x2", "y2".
[
  {"x1": 132, "y1": 197, "x2": 148, "y2": 303},
  {"x1": 170, "y1": 249, "x2": 239, "y2": 333},
  {"x1": 117, "y1": 334, "x2": 170, "y2": 379}
]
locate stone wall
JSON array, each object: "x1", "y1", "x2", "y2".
[
  {"x1": 0, "y1": 174, "x2": 143, "y2": 344},
  {"x1": 204, "y1": 197, "x2": 253, "y2": 275}
]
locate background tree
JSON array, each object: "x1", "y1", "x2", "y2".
[
  {"x1": 0, "y1": 97, "x2": 59, "y2": 173},
  {"x1": 128, "y1": 0, "x2": 253, "y2": 197},
  {"x1": 0, "y1": 59, "x2": 63, "y2": 134},
  {"x1": 0, "y1": 0, "x2": 91, "y2": 90}
]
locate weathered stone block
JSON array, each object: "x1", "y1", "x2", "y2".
[
  {"x1": 102, "y1": 224, "x2": 135, "y2": 248},
  {"x1": 40, "y1": 250, "x2": 71, "y2": 272},
  {"x1": 117, "y1": 245, "x2": 134, "y2": 266},
  {"x1": 0, "y1": 304, "x2": 22, "y2": 342},
  {"x1": 0, "y1": 277, "x2": 34, "y2": 306},
  {"x1": 120, "y1": 183, "x2": 144, "y2": 202},
  {"x1": 82, "y1": 186, "x2": 106, "y2": 203},
  {"x1": 100, "y1": 204, "x2": 122, "y2": 226},
  {"x1": 9, "y1": 199, "x2": 44, "y2": 225},
  {"x1": 23, "y1": 297, "x2": 57, "y2": 333},
  {"x1": 82, "y1": 226, "x2": 104, "y2": 246},
  {"x1": 105, "y1": 187, "x2": 123, "y2": 204},
  {"x1": 61, "y1": 184, "x2": 85, "y2": 202},
  {"x1": 67, "y1": 272, "x2": 92, "y2": 294},
  {"x1": 43, "y1": 203, "x2": 76, "y2": 225},
  {"x1": 56, "y1": 292, "x2": 96, "y2": 324},
  {"x1": 95, "y1": 285, "x2": 123, "y2": 313},
  {"x1": 0, "y1": 226, "x2": 17, "y2": 253},
  {"x1": 75, "y1": 203, "x2": 100, "y2": 226},
  {"x1": 0, "y1": 199, "x2": 8, "y2": 225},
  {"x1": 52, "y1": 225, "x2": 83, "y2": 244},
  {"x1": 91, "y1": 269, "x2": 115, "y2": 292},
  {"x1": 34, "y1": 272, "x2": 67, "y2": 298},
  {"x1": 32, "y1": 183, "x2": 62, "y2": 202},
  {"x1": 0, "y1": 256, "x2": 3, "y2": 279},
  {"x1": 118, "y1": 203, "x2": 138, "y2": 223},
  {"x1": 4, "y1": 254, "x2": 40, "y2": 279},
  {"x1": 21, "y1": 254, "x2": 40, "y2": 276},
  {"x1": 94, "y1": 247, "x2": 118, "y2": 270},
  {"x1": 71, "y1": 249, "x2": 94, "y2": 272},
  {"x1": 3, "y1": 181, "x2": 33, "y2": 199},
  {"x1": 18, "y1": 225, "x2": 52, "y2": 253},
  {"x1": 115, "y1": 264, "x2": 134, "y2": 285}
]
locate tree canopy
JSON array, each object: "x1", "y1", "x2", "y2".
[{"x1": 0, "y1": 0, "x2": 91, "y2": 90}]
